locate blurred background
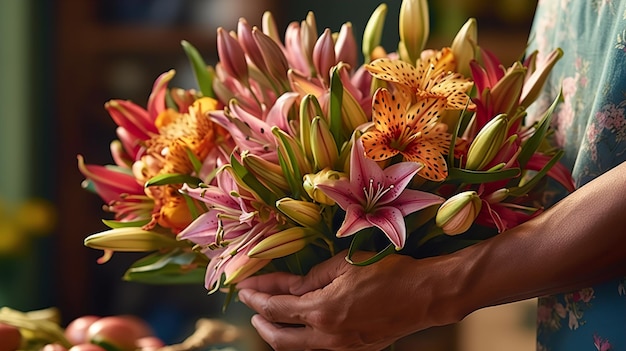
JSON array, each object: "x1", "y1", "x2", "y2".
[{"x1": 0, "y1": 0, "x2": 537, "y2": 349}]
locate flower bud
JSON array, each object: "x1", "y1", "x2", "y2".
[
  {"x1": 303, "y1": 168, "x2": 346, "y2": 205},
  {"x1": 490, "y1": 62, "x2": 525, "y2": 117},
  {"x1": 237, "y1": 18, "x2": 266, "y2": 74},
  {"x1": 362, "y1": 3, "x2": 388, "y2": 62},
  {"x1": 300, "y1": 12, "x2": 319, "y2": 74},
  {"x1": 313, "y1": 28, "x2": 336, "y2": 83},
  {"x1": 310, "y1": 116, "x2": 339, "y2": 170},
  {"x1": 223, "y1": 255, "x2": 270, "y2": 285},
  {"x1": 261, "y1": 10, "x2": 281, "y2": 43},
  {"x1": 253, "y1": 27, "x2": 290, "y2": 88},
  {"x1": 451, "y1": 18, "x2": 477, "y2": 76},
  {"x1": 216, "y1": 27, "x2": 249, "y2": 84},
  {"x1": 466, "y1": 114, "x2": 508, "y2": 170},
  {"x1": 520, "y1": 48, "x2": 563, "y2": 107},
  {"x1": 436, "y1": 191, "x2": 482, "y2": 235},
  {"x1": 484, "y1": 188, "x2": 509, "y2": 204},
  {"x1": 276, "y1": 198, "x2": 322, "y2": 227},
  {"x1": 241, "y1": 151, "x2": 290, "y2": 194},
  {"x1": 335, "y1": 22, "x2": 358, "y2": 70},
  {"x1": 399, "y1": 0, "x2": 429, "y2": 64},
  {"x1": 247, "y1": 227, "x2": 317, "y2": 259},
  {"x1": 84, "y1": 227, "x2": 185, "y2": 254}
]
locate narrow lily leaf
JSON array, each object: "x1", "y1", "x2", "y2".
[
  {"x1": 299, "y1": 95, "x2": 315, "y2": 160},
  {"x1": 277, "y1": 151, "x2": 302, "y2": 200},
  {"x1": 517, "y1": 90, "x2": 563, "y2": 167},
  {"x1": 181, "y1": 192, "x2": 201, "y2": 220},
  {"x1": 102, "y1": 218, "x2": 151, "y2": 229},
  {"x1": 185, "y1": 147, "x2": 204, "y2": 175},
  {"x1": 446, "y1": 167, "x2": 521, "y2": 184},
  {"x1": 273, "y1": 128, "x2": 304, "y2": 199},
  {"x1": 508, "y1": 150, "x2": 564, "y2": 197},
  {"x1": 145, "y1": 173, "x2": 202, "y2": 187},
  {"x1": 329, "y1": 66, "x2": 344, "y2": 145},
  {"x1": 181, "y1": 40, "x2": 215, "y2": 98},
  {"x1": 449, "y1": 102, "x2": 474, "y2": 166},
  {"x1": 124, "y1": 250, "x2": 206, "y2": 284}
]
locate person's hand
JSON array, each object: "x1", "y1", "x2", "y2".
[{"x1": 237, "y1": 251, "x2": 460, "y2": 351}]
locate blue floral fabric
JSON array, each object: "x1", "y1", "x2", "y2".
[{"x1": 527, "y1": 0, "x2": 626, "y2": 350}]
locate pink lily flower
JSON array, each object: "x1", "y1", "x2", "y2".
[
  {"x1": 177, "y1": 170, "x2": 280, "y2": 291},
  {"x1": 317, "y1": 138, "x2": 444, "y2": 249},
  {"x1": 77, "y1": 155, "x2": 152, "y2": 222},
  {"x1": 77, "y1": 155, "x2": 144, "y2": 205}
]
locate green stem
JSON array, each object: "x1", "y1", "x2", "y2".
[{"x1": 417, "y1": 226, "x2": 445, "y2": 247}]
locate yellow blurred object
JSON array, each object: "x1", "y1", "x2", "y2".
[{"x1": 0, "y1": 197, "x2": 56, "y2": 256}]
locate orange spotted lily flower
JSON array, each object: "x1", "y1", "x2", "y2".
[
  {"x1": 316, "y1": 138, "x2": 444, "y2": 250},
  {"x1": 365, "y1": 48, "x2": 474, "y2": 110},
  {"x1": 137, "y1": 97, "x2": 225, "y2": 232},
  {"x1": 361, "y1": 88, "x2": 452, "y2": 181}
]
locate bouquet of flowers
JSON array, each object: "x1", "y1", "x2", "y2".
[{"x1": 79, "y1": 0, "x2": 573, "y2": 299}]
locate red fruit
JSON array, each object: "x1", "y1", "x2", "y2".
[
  {"x1": 68, "y1": 344, "x2": 107, "y2": 351},
  {"x1": 64, "y1": 315, "x2": 101, "y2": 344},
  {"x1": 42, "y1": 344, "x2": 69, "y2": 351},
  {"x1": 0, "y1": 323, "x2": 21, "y2": 351},
  {"x1": 135, "y1": 335, "x2": 165, "y2": 351},
  {"x1": 86, "y1": 315, "x2": 154, "y2": 351}
]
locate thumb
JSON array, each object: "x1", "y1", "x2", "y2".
[{"x1": 290, "y1": 251, "x2": 350, "y2": 295}]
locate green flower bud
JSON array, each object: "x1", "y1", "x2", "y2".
[
  {"x1": 362, "y1": 3, "x2": 388, "y2": 62},
  {"x1": 450, "y1": 18, "x2": 477, "y2": 76},
  {"x1": 436, "y1": 191, "x2": 482, "y2": 235},
  {"x1": 466, "y1": 114, "x2": 508, "y2": 170},
  {"x1": 303, "y1": 168, "x2": 346, "y2": 205},
  {"x1": 276, "y1": 198, "x2": 323, "y2": 228},
  {"x1": 247, "y1": 227, "x2": 318, "y2": 259},
  {"x1": 242, "y1": 151, "x2": 290, "y2": 194},
  {"x1": 311, "y1": 116, "x2": 339, "y2": 170},
  {"x1": 399, "y1": 0, "x2": 429, "y2": 64},
  {"x1": 84, "y1": 227, "x2": 185, "y2": 252}
]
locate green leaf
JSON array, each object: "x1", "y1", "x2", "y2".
[
  {"x1": 123, "y1": 250, "x2": 206, "y2": 285},
  {"x1": 508, "y1": 150, "x2": 564, "y2": 197},
  {"x1": 329, "y1": 66, "x2": 344, "y2": 145},
  {"x1": 102, "y1": 218, "x2": 151, "y2": 229},
  {"x1": 273, "y1": 128, "x2": 304, "y2": 199},
  {"x1": 446, "y1": 167, "x2": 521, "y2": 184},
  {"x1": 181, "y1": 40, "x2": 215, "y2": 98},
  {"x1": 185, "y1": 147, "x2": 204, "y2": 175},
  {"x1": 145, "y1": 173, "x2": 202, "y2": 187},
  {"x1": 517, "y1": 90, "x2": 563, "y2": 167}
]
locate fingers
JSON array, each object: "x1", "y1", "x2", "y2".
[
  {"x1": 236, "y1": 271, "x2": 302, "y2": 294},
  {"x1": 250, "y1": 314, "x2": 315, "y2": 351},
  {"x1": 238, "y1": 288, "x2": 307, "y2": 325},
  {"x1": 290, "y1": 252, "x2": 348, "y2": 295}
]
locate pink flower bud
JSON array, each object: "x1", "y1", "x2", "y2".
[
  {"x1": 313, "y1": 28, "x2": 336, "y2": 83},
  {"x1": 436, "y1": 191, "x2": 482, "y2": 235},
  {"x1": 217, "y1": 27, "x2": 249, "y2": 84}
]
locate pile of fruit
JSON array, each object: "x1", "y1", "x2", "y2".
[{"x1": 0, "y1": 308, "x2": 240, "y2": 351}]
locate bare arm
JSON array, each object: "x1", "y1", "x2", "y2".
[
  {"x1": 237, "y1": 161, "x2": 626, "y2": 351},
  {"x1": 453, "y1": 160, "x2": 626, "y2": 315}
]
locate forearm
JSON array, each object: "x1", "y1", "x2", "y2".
[{"x1": 446, "y1": 161, "x2": 626, "y2": 320}]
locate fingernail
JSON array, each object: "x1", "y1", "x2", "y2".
[
  {"x1": 250, "y1": 314, "x2": 262, "y2": 328},
  {"x1": 238, "y1": 289, "x2": 250, "y2": 303}
]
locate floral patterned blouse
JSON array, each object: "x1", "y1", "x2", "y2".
[{"x1": 526, "y1": 0, "x2": 626, "y2": 350}]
